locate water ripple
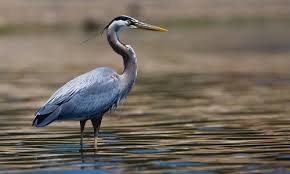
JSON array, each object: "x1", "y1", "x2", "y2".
[{"x1": 0, "y1": 72, "x2": 290, "y2": 174}]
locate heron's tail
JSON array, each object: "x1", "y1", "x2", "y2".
[{"x1": 32, "y1": 107, "x2": 61, "y2": 127}]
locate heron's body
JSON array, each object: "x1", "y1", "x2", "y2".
[
  {"x1": 34, "y1": 67, "x2": 127, "y2": 124},
  {"x1": 32, "y1": 15, "x2": 167, "y2": 148}
]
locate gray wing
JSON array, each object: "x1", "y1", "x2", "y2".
[{"x1": 33, "y1": 67, "x2": 121, "y2": 127}]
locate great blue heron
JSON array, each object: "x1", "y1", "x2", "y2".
[{"x1": 32, "y1": 15, "x2": 167, "y2": 148}]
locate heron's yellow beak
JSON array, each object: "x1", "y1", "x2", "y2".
[{"x1": 134, "y1": 22, "x2": 168, "y2": 32}]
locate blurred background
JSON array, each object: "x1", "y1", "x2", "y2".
[
  {"x1": 1, "y1": 0, "x2": 290, "y2": 174},
  {"x1": 1, "y1": 0, "x2": 290, "y2": 74}
]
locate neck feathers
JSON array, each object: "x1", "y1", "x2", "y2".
[{"x1": 106, "y1": 24, "x2": 138, "y2": 95}]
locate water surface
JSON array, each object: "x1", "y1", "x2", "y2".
[
  {"x1": 1, "y1": 71, "x2": 290, "y2": 174},
  {"x1": 1, "y1": 29, "x2": 290, "y2": 173}
]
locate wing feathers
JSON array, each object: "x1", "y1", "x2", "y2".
[
  {"x1": 35, "y1": 104, "x2": 58, "y2": 116},
  {"x1": 33, "y1": 67, "x2": 121, "y2": 127},
  {"x1": 33, "y1": 107, "x2": 61, "y2": 127}
]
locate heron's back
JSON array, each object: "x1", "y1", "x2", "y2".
[{"x1": 33, "y1": 67, "x2": 122, "y2": 127}]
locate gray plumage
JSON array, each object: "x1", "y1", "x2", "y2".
[
  {"x1": 32, "y1": 15, "x2": 167, "y2": 148},
  {"x1": 33, "y1": 67, "x2": 123, "y2": 126}
]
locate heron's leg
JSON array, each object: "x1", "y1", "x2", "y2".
[
  {"x1": 91, "y1": 117, "x2": 103, "y2": 148},
  {"x1": 80, "y1": 119, "x2": 87, "y2": 149}
]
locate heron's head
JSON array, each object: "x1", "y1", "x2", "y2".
[{"x1": 103, "y1": 15, "x2": 168, "y2": 33}]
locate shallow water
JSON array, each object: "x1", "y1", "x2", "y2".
[
  {"x1": 1, "y1": 26, "x2": 290, "y2": 173},
  {"x1": 1, "y1": 71, "x2": 290, "y2": 174}
]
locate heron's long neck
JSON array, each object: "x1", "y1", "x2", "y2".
[{"x1": 107, "y1": 29, "x2": 137, "y2": 92}]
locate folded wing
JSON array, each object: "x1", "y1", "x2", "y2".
[{"x1": 33, "y1": 67, "x2": 121, "y2": 127}]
